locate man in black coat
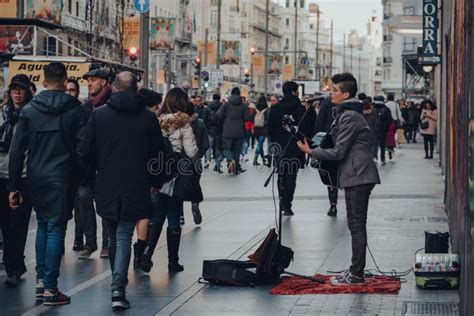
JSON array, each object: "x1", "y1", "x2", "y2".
[
  {"x1": 314, "y1": 96, "x2": 339, "y2": 216},
  {"x1": 9, "y1": 62, "x2": 86, "y2": 305},
  {"x1": 267, "y1": 81, "x2": 314, "y2": 216},
  {"x1": 78, "y1": 71, "x2": 164, "y2": 311},
  {"x1": 76, "y1": 68, "x2": 112, "y2": 259},
  {"x1": 372, "y1": 95, "x2": 392, "y2": 165}
]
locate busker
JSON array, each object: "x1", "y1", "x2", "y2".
[
  {"x1": 78, "y1": 72, "x2": 164, "y2": 310},
  {"x1": 297, "y1": 73, "x2": 380, "y2": 285},
  {"x1": 9, "y1": 62, "x2": 86, "y2": 305},
  {"x1": 267, "y1": 81, "x2": 314, "y2": 216},
  {"x1": 0, "y1": 74, "x2": 33, "y2": 288}
]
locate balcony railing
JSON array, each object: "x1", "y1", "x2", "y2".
[
  {"x1": 383, "y1": 35, "x2": 393, "y2": 41},
  {"x1": 383, "y1": 57, "x2": 393, "y2": 64}
]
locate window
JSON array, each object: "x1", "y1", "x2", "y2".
[
  {"x1": 285, "y1": 56, "x2": 289, "y2": 64},
  {"x1": 300, "y1": 0, "x2": 304, "y2": 8},
  {"x1": 309, "y1": 23, "x2": 313, "y2": 29},
  {"x1": 85, "y1": 3, "x2": 89, "y2": 20},
  {"x1": 322, "y1": 53, "x2": 326, "y2": 62},
  {"x1": 68, "y1": 0, "x2": 72, "y2": 14},
  {"x1": 285, "y1": 0, "x2": 290, "y2": 7},
  {"x1": 404, "y1": 6, "x2": 415, "y2": 15},
  {"x1": 285, "y1": 38, "x2": 289, "y2": 48},
  {"x1": 376, "y1": 57, "x2": 382, "y2": 66},
  {"x1": 286, "y1": 18, "x2": 289, "y2": 26},
  {"x1": 210, "y1": 10, "x2": 217, "y2": 27},
  {"x1": 76, "y1": 1, "x2": 79, "y2": 17}
]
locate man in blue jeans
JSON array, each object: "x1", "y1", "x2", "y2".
[
  {"x1": 79, "y1": 72, "x2": 164, "y2": 311},
  {"x1": 9, "y1": 62, "x2": 86, "y2": 305}
]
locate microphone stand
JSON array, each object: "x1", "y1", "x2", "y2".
[{"x1": 263, "y1": 110, "x2": 324, "y2": 284}]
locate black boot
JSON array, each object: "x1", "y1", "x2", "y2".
[
  {"x1": 133, "y1": 239, "x2": 147, "y2": 269},
  {"x1": 140, "y1": 224, "x2": 163, "y2": 273},
  {"x1": 167, "y1": 228, "x2": 184, "y2": 272},
  {"x1": 327, "y1": 205, "x2": 337, "y2": 217}
]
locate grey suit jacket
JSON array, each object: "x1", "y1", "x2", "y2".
[{"x1": 312, "y1": 100, "x2": 381, "y2": 189}]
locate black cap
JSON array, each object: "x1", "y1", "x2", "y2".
[
  {"x1": 83, "y1": 69, "x2": 110, "y2": 80},
  {"x1": 138, "y1": 88, "x2": 162, "y2": 107},
  {"x1": 373, "y1": 95, "x2": 385, "y2": 102},
  {"x1": 231, "y1": 87, "x2": 240, "y2": 95},
  {"x1": 9, "y1": 74, "x2": 31, "y2": 90}
]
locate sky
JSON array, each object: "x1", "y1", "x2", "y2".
[{"x1": 315, "y1": 0, "x2": 383, "y2": 42}]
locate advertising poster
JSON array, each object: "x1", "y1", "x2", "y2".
[
  {"x1": 267, "y1": 55, "x2": 283, "y2": 75},
  {"x1": 26, "y1": 0, "x2": 62, "y2": 24},
  {"x1": 123, "y1": 14, "x2": 140, "y2": 51},
  {"x1": 9, "y1": 61, "x2": 89, "y2": 89},
  {"x1": 0, "y1": 26, "x2": 33, "y2": 54},
  {"x1": 220, "y1": 41, "x2": 240, "y2": 65},
  {"x1": 0, "y1": 0, "x2": 17, "y2": 18},
  {"x1": 150, "y1": 18, "x2": 176, "y2": 50}
]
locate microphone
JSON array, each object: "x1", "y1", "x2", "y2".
[{"x1": 305, "y1": 95, "x2": 328, "y2": 104}]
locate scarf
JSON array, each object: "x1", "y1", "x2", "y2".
[
  {"x1": 89, "y1": 85, "x2": 112, "y2": 107},
  {"x1": 0, "y1": 101, "x2": 22, "y2": 154}
]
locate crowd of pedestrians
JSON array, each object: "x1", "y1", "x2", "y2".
[{"x1": 0, "y1": 62, "x2": 438, "y2": 310}]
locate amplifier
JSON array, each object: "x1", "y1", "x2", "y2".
[{"x1": 414, "y1": 253, "x2": 459, "y2": 289}]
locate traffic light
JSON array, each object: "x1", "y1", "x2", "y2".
[
  {"x1": 164, "y1": 51, "x2": 171, "y2": 71},
  {"x1": 128, "y1": 47, "x2": 138, "y2": 61},
  {"x1": 194, "y1": 57, "x2": 201, "y2": 77},
  {"x1": 244, "y1": 68, "x2": 250, "y2": 84}
]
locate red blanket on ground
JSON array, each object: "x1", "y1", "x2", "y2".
[{"x1": 270, "y1": 274, "x2": 401, "y2": 295}]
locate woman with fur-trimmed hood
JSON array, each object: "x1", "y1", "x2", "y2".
[{"x1": 140, "y1": 88, "x2": 198, "y2": 274}]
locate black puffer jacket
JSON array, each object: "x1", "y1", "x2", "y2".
[
  {"x1": 206, "y1": 100, "x2": 222, "y2": 137},
  {"x1": 9, "y1": 90, "x2": 85, "y2": 223},
  {"x1": 267, "y1": 95, "x2": 314, "y2": 168},
  {"x1": 78, "y1": 91, "x2": 164, "y2": 222}
]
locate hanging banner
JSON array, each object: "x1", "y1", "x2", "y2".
[
  {"x1": 25, "y1": 0, "x2": 61, "y2": 24},
  {"x1": 420, "y1": 0, "x2": 440, "y2": 64},
  {"x1": 150, "y1": 17, "x2": 176, "y2": 50},
  {"x1": 268, "y1": 55, "x2": 283, "y2": 75},
  {"x1": 197, "y1": 41, "x2": 216, "y2": 65},
  {"x1": 251, "y1": 55, "x2": 264, "y2": 75},
  {"x1": 0, "y1": 26, "x2": 33, "y2": 54},
  {"x1": 220, "y1": 41, "x2": 240, "y2": 65},
  {"x1": 122, "y1": 14, "x2": 140, "y2": 61},
  {"x1": 282, "y1": 64, "x2": 293, "y2": 81},
  {"x1": 0, "y1": 0, "x2": 17, "y2": 18}
]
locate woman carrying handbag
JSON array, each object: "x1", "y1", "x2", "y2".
[{"x1": 140, "y1": 88, "x2": 199, "y2": 273}]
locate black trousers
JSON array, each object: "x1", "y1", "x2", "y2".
[
  {"x1": 344, "y1": 183, "x2": 375, "y2": 277},
  {"x1": 376, "y1": 136, "x2": 386, "y2": 162},
  {"x1": 0, "y1": 178, "x2": 32, "y2": 275},
  {"x1": 74, "y1": 185, "x2": 108, "y2": 249},
  {"x1": 277, "y1": 159, "x2": 299, "y2": 211},
  {"x1": 423, "y1": 135, "x2": 434, "y2": 158}
]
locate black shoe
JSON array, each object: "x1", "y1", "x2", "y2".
[
  {"x1": 236, "y1": 168, "x2": 246, "y2": 175},
  {"x1": 35, "y1": 281, "x2": 44, "y2": 299},
  {"x1": 424, "y1": 155, "x2": 429, "y2": 159},
  {"x1": 168, "y1": 261, "x2": 184, "y2": 272},
  {"x1": 192, "y1": 203, "x2": 202, "y2": 225},
  {"x1": 388, "y1": 151, "x2": 393, "y2": 160},
  {"x1": 330, "y1": 271, "x2": 364, "y2": 285},
  {"x1": 141, "y1": 224, "x2": 163, "y2": 273},
  {"x1": 282, "y1": 209, "x2": 294, "y2": 216},
  {"x1": 112, "y1": 290, "x2": 130, "y2": 311},
  {"x1": 72, "y1": 243, "x2": 84, "y2": 251},
  {"x1": 43, "y1": 291, "x2": 71, "y2": 306},
  {"x1": 79, "y1": 245, "x2": 98, "y2": 259},
  {"x1": 4, "y1": 274, "x2": 19, "y2": 288},
  {"x1": 253, "y1": 160, "x2": 260, "y2": 166},
  {"x1": 327, "y1": 205, "x2": 337, "y2": 217},
  {"x1": 100, "y1": 247, "x2": 109, "y2": 258},
  {"x1": 413, "y1": 140, "x2": 417, "y2": 143}
]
